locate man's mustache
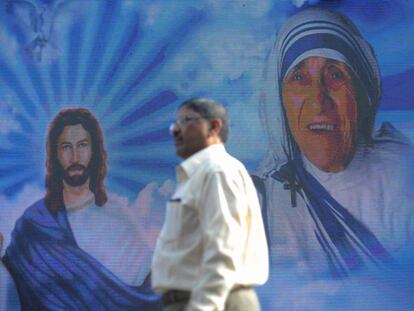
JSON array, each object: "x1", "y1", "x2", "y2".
[{"x1": 66, "y1": 163, "x2": 87, "y2": 173}]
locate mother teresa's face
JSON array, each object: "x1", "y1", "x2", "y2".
[{"x1": 282, "y1": 56, "x2": 358, "y2": 173}]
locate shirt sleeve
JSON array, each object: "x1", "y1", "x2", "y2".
[{"x1": 187, "y1": 170, "x2": 247, "y2": 311}]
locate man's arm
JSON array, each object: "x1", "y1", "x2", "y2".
[{"x1": 187, "y1": 170, "x2": 246, "y2": 311}]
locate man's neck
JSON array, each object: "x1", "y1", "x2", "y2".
[{"x1": 62, "y1": 181, "x2": 93, "y2": 206}]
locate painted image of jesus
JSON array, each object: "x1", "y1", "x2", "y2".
[{"x1": 1, "y1": 108, "x2": 162, "y2": 310}]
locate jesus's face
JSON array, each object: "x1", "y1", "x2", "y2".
[{"x1": 57, "y1": 124, "x2": 92, "y2": 186}]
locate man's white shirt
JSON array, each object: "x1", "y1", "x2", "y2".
[{"x1": 152, "y1": 144, "x2": 269, "y2": 311}]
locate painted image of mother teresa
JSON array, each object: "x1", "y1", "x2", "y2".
[{"x1": 253, "y1": 7, "x2": 414, "y2": 278}]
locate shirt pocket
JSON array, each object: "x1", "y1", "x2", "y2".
[{"x1": 159, "y1": 200, "x2": 183, "y2": 240}]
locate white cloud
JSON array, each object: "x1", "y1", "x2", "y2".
[
  {"x1": 144, "y1": 3, "x2": 162, "y2": 26},
  {"x1": 0, "y1": 29, "x2": 19, "y2": 61},
  {"x1": 0, "y1": 99, "x2": 21, "y2": 136},
  {"x1": 168, "y1": 26, "x2": 272, "y2": 162},
  {"x1": 291, "y1": 0, "x2": 321, "y2": 8},
  {"x1": 226, "y1": 98, "x2": 267, "y2": 163},
  {"x1": 291, "y1": 0, "x2": 306, "y2": 8},
  {"x1": 203, "y1": 32, "x2": 268, "y2": 80},
  {"x1": 170, "y1": 23, "x2": 273, "y2": 96},
  {"x1": 0, "y1": 91, "x2": 30, "y2": 151},
  {"x1": 204, "y1": 0, "x2": 273, "y2": 18}
]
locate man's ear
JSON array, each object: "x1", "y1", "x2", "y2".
[{"x1": 209, "y1": 119, "x2": 222, "y2": 138}]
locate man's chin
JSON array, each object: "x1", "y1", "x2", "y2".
[
  {"x1": 64, "y1": 174, "x2": 89, "y2": 187},
  {"x1": 304, "y1": 149, "x2": 352, "y2": 173},
  {"x1": 175, "y1": 145, "x2": 187, "y2": 158},
  {"x1": 175, "y1": 149, "x2": 186, "y2": 159}
]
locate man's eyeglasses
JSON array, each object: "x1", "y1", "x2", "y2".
[{"x1": 169, "y1": 116, "x2": 206, "y2": 133}]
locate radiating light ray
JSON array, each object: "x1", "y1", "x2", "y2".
[
  {"x1": 37, "y1": 66, "x2": 56, "y2": 117},
  {"x1": 108, "y1": 165, "x2": 174, "y2": 193},
  {"x1": 97, "y1": 16, "x2": 141, "y2": 96},
  {"x1": 80, "y1": 2, "x2": 121, "y2": 101},
  {"x1": 0, "y1": 59, "x2": 38, "y2": 118},
  {"x1": 89, "y1": 32, "x2": 151, "y2": 116},
  {"x1": 14, "y1": 113, "x2": 34, "y2": 135},
  {"x1": 114, "y1": 158, "x2": 177, "y2": 171},
  {"x1": 0, "y1": 167, "x2": 35, "y2": 189},
  {"x1": 0, "y1": 129, "x2": 43, "y2": 172},
  {"x1": 119, "y1": 128, "x2": 170, "y2": 147},
  {"x1": 79, "y1": 20, "x2": 129, "y2": 110},
  {"x1": 0, "y1": 150, "x2": 30, "y2": 167},
  {"x1": 0, "y1": 2, "x2": 207, "y2": 199},
  {"x1": 106, "y1": 108, "x2": 175, "y2": 145},
  {"x1": 3, "y1": 175, "x2": 37, "y2": 197},
  {"x1": 107, "y1": 175, "x2": 145, "y2": 196},
  {"x1": 42, "y1": 69, "x2": 58, "y2": 115},
  {"x1": 2, "y1": 7, "x2": 56, "y2": 118},
  {"x1": 57, "y1": 18, "x2": 73, "y2": 106},
  {"x1": 97, "y1": 10, "x2": 205, "y2": 118},
  {"x1": 0, "y1": 165, "x2": 34, "y2": 184},
  {"x1": 70, "y1": 7, "x2": 98, "y2": 104},
  {"x1": 49, "y1": 62, "x2": 63, "y2": 106},
  {"x1": 19, "y1": 60, "x2": 50, "y2": 115},
  {"x1": 119, "y1": 90, "x2": 177, "y2": 126},
  {"x1": 109, "y1": 144, "x2": 176, "y2": 161},
  {"x1": 65, "y1": 17, "x2": 85, "y2": 103},
  {"x1": 99, "y1": 79, "x2": 174, "y2": 127}
]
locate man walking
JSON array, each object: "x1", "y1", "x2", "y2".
[{"x1": 152, "y1": 98, "x2": 269, "y2": 311}]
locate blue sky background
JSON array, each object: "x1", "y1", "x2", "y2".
[{"x1": 0, "y1": 1, "x2": 413, "y2": 309}]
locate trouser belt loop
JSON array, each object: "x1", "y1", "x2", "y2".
[
  {"x1": 161, "y1": 285, "x2": 253, "y2": 306},
  {"x1": 231, "y1": 285, "x2": 252, "y2": 292},
  {"x1": 161, "y1": 290, "x2": 191, "y2": 306}
]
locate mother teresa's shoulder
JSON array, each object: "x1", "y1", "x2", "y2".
[
  {"x1": 358, "y1": 124, "x2": 414, "y2": 185},
  {"x1": 370, "y1": 122, "x2": 414, "y2": 163}
]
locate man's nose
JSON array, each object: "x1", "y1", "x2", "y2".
[
  {"x1": 309, "y1": 81, "x2": 335, "y2": 113},
  {"x1": 171, "y1": 125, "x2": 181, "y2": 137},
  {"x1": 72, "y1": 148, "x2": 80, "y2": 162}
]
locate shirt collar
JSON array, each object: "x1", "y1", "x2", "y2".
[
  {"x1": 65, "y1": 193, "x2": 95, "y2": 213},
  {"x1": 177, "y1": 144, "x2": 226, "y2": 181}
]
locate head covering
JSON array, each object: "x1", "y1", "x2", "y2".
[{"x1": 258, "y1": 7, "x2": 381, "y2": 172}]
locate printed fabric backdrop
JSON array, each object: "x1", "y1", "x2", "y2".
[{"x1": 0, "y1": 0, "x2": 413, "y2": 310}]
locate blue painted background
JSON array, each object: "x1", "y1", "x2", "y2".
[{"x1": 0, "y1": 0, "x2": 413, "y2": 310}]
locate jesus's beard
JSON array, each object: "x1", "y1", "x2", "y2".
[{"x1": 62, "y1": 163, "x2": 90, "y2": 187}]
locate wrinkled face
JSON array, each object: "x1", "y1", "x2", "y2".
[
  {"x1": 282, "y1": 56, "x2": 358, "y2": 172},
  {"x1": 171, "y1": 107, "x2": 211, "y2": 159},
  {"x1": 57, "y1": 124, "x2": 92, "y2": 186}
]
